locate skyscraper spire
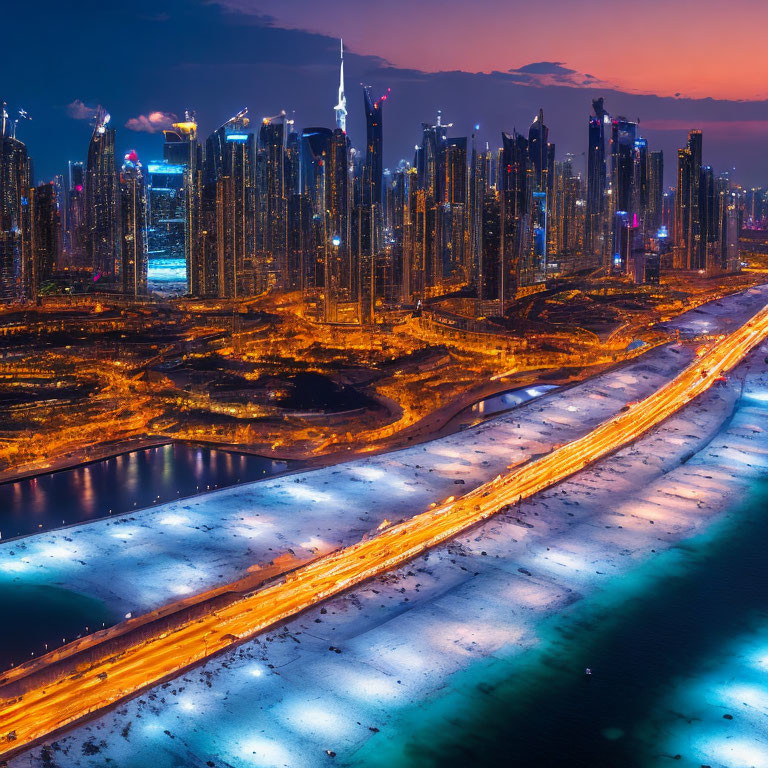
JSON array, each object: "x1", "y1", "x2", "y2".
[{"x1": 334, "y1": 38, "x2": 347, "y2": 133}]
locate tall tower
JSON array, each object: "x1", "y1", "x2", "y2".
[
  {"x1": 203, "y1": 108, "x2": 255, "y2": 298},
  {"x1": 675, "y1": 130, "x2": 704, "y2": 271},
  {"x1": 162, "y1": 113, "x2": 201, "y2": 296},
  {"x1": 363, "y1": 86, "x2": 387, "y2": 208},
  {"x1": 85, "y1": 107, "x2": 120, "y2": 284},
  {"x1": 257, "y1": 113, "x2": 288, "y2": 289},
  {"x1": 23, "y1": 182, "x2": 60, "y2": 300},
  {"x1": 0, "y1": 103, "x2": 31, "y2": 300},
  {"x1": 586, "y1": 98, "x2": 608, "y2": 264},
  {"x1": 120, "y1": 150, "x2": 148, "y2": 297},
  {"x1": 334, "y1": 39, "x2": 347, "y2": 133}
]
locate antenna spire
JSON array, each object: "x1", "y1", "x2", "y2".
[{"x1": 334, "y1": 38, "x2": 347, "y2": 132}]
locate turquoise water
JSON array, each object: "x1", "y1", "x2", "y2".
[
  {"x1": 351, "y1": 480, "x2": 768, "y2": 768},
  {"x1": 0, "y1": 582, "x2": 118, "y2": 669}
]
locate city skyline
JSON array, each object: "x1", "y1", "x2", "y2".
[
  {"x1": 4, "y1": 0, "x2": 768, "y2": 185},
  {"x1": 5, "y1": 3, "x2": 768, "y2": 766}
]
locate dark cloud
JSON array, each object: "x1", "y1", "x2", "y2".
[{"x1": 510, "y1": 62, "x2": 577, "y2": 76}]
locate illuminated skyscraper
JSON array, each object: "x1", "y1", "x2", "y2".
[
  {"x1": 85, "y1": 107, "x2": 119, "y2": 284},
  {"x1": 324, "y1": 127, "x2": 353, "y2": 322},
  {"x1": 586, "y1": 98, "x2": 608, "y2": 263},
  {"x1": 469, "y1": 133, "x2": 492, "y2": 290},
  {"x1": 334, "y1": 39, "x2": 347, "y2": 133},
  {"x1": 257, "y1": 113, "x2": 288, "y2": 289},
  {"x1": 551, "y1": 156, "x2": 585, "y2": 275},
  {"x1": 119, "y1": 150, "x2": 148, "y2": 297},
  {"x1": 300, "y1": 126, "x2": 332, "y2": 317},
  {"x1": 647, "y1": 150, "x2": 664, "y2": 234},
  {"x1": 203, "y1": 109, "x2": 255, "y2": 298},
  {"x1": 23, "y1": 182, "x2": 60, "y2": 299},
  {"x1": 0, "y1": 104, "x2": 31, "y2": 300},
  {"x1": 146, "y1": 162, "x2": 185, "y2": 262},
  {"x1": 498, "y1": 130, "x2": 541, "y2": 310},
  {"x1": 363, "y1": 87, "x2": 385, "y2": 207},
  {"x1": 161, "y1": 113, "x2": 200, "y2": 294},
  {"x1": 285, "y1": 128, "x2": 308, "y2": 293},
  {"x1": 674, "y1": 129, "x2": 704, "y2": 270},
  {"x1": 64, "y1": 161, "x2": 86, "y2": 268}
]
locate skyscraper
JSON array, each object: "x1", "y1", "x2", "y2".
[
  {"x1": 0, "y1": 104, "x2": 31, "y2": 300},
  {"x1": 146, "y1": 162, "x2": 186, "y2": 263},
  {"x1": 162, "y1": 113, "x2": 200, "y2": 294},
  {"x1": 119, "y1": 150, "x2": 148, "y2": 297},
  {"x1": 647, "y1": 150, "x2": 664, "y2": 234},
  {"x1": 202, "y1": 109, "x2": 255, "y2": 298},
  {"x1": 362, "y1": 86, "x2": 387, "y2": 210},
  {"x1": 675, "y1": 130, "x2": 704, "y2": 271},
  {"x1": 334, "y1": 39, "x2": 347, "y2": 133},
  {"x1": 324, "y1": 127, "x2": 353, "y2": 322},
  {"x1": 257, "y1": 113, "x2": 288, "y2": 290},
  {"x1": 64, "y1": 161, "x2": 86, "y2": 268},
  {"x1": 85, "y1": 107, "x2": 119, "y2": 284},
  {"x1": 22, "y1": 182, "x2": 60, "y2": 299},
  {"x1": 586, "y1": 98, "x2": 608, "y2": 264}
]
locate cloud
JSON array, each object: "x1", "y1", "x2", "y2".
[
  {"x1": 505, "y1": 61, "x2": 610, "y2": 90},
  {"x1": 511, "y1": 61, "x2": 576, "y2": 76},
  {"x1": 125, "y1": 111, "x2": 177, "y2": 133},
  {"x1": 66, "y1": 99, "x2": 98, "y2": 120}
]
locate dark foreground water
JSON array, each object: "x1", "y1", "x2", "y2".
[
  {"x1": 0, "y1": 583, "x2": 117, "y2": 670},
  {"x1": 356, "y1": 479, "x2": 768, "y2": 768},
  {"x1": 0, "y1": 443, "x2": 289, "y2": 540}
]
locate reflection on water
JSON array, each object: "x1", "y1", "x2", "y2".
[{"x1": 0, "y1": 443, "x2": 289, "y2": 540}]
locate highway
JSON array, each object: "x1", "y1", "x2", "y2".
[{"x1": 3, "y1": 302, "x2": 768, "y2": 758}]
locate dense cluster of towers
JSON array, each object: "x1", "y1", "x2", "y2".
[{"x1": 0, "y1": 45, "x2": 744, "y2": 319}]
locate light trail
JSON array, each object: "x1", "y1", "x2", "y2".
[{"x1": 3, "y1": 303, "x2": 768, "y2": 757}]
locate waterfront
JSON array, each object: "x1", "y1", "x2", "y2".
[
  {"x1": 0, "y1": 443, "x2": 289, "y2": 540},
  {"x1": 356, "y1": 480, "x2": 768, "y2": 768}
]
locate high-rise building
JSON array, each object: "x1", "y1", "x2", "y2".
[
  {"x1": 85, "y1": 107, "x2": 120, "y2": 284},
  {"x1": 362, "y1": 87, "x2": 386, "y2": 210},
  {"x1": 324, "y1": 127, "x2": 353, "y2": 322},
  {"x1": 551, "y1": 156, "x2": 585, "y2": 275},
  {"x1": 0, "y1": 105, "x2": 31, "y2": 300},
  {"x1": 64, "y1": 161, "x2": 86, "y2": 268},
  {"x1": 586, "y1": 98, "x2": 608, "y2": 264},
  {"x1": 498, "y1": 130, "x2": 542, "y2": 309},
  {"x1": 22, "y1": 182, "x2": 60, "y2": 299},
  {"x1": 119, "y1": 150, "x2": 148, "y2": 297},
  {"x1": 202, "y1": 109, "x2": 255, "y2": 298},
  {"x1": 647, "y1": 150, "x2": 664, "y2": 234},
  {"x1": 334, "y1": 39, "x2": 347, "y2": 133},
  {"x1": 161, "y1": 113, "x2": 200, "y2": 294},
  {"x1": 608, "y1": 116, "x2": 639, "y2": 274},
  {"x1": 146, "y1": 162, "x2": 186, "y2": 263},
  {"x1": 257, "y1": 114, "x2": 288, "y2": 289},
  {"x1": 674, "y1": 130, "x2": 704, "y2": 271}
]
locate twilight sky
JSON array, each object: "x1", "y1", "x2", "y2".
[{"x1": 5, "y1": 0, "x2": 768, "y2": 185}]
